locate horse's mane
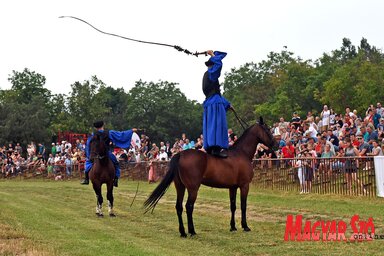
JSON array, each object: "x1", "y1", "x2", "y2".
[
  {"x1": 90, "y1": 133, "x2": 108, "y2": 157},
  {"x1": 230, "y1": 124, "x2": 256, "y2": 150},
  {"x1": 230, "y1": 122, "x2": 274, "y2": 151}
]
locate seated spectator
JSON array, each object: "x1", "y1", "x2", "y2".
[
  {"x1": 182, "y1": 139, "x2": 191, "y2": 150},
  {"x1": 118, "y1": 149, "x2": 128, "y2": 162},
  {"x1": 377, "y1": 118, "x2": 384, "y2": 133},
  {"x1": 357, "y1": 133, "x2": 371, "y2": 156},
  {"x1": 256, "y1": 143, "x2": 274, "y2": 160},
  {"x1": 165, "y1": 141, "x2": 172, "y2": 158},
  {"x1": 350, "y1": 133, "x2": 359, "y2": 148},
  {"x1": 282, "y1": 140, "x2": 295, "y2": 159},
  {"x1": 327, "y1": 128, "x2": 339, "y2": 151},
  {"x1": 368, "y1": 140, "x2": 383, "y2": 156},
  {"x1": 366, "y1": 124, "x2": 379, "y2": 149},
  {"x1": 127, "y1": 151, "x2": 137, "y2": 163},
  {"x1": 157, "y1": 148, "x2": 169, "y2": 161},
  {"x1": 291, "y1": 112, "x2": 302, "y2": 130},
  {"x1": 228, "y1": 128, "x2": 238, "y2": 145}
]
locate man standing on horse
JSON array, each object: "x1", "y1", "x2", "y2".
[
  {"x1": 80, "y1": 121, "x2": 137, "y2": 187},
  {"x1": 203, "y1": 50, "x2": 232, "y2": 158}
]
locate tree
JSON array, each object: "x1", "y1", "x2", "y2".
[
  {"x1": 125, "y1": 80, "x2": 201, "y2": 143},
  {"x1": 0, "y1": 69, "x2": 52, "y2": 148},
  {"x1": 8, "y1": 68, "x2": 50, "y2": 104},
  {"x1": 66, "y1": 76, "x2": 109, "y2": 133}
]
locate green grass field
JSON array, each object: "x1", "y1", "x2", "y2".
[{"x1": 0, "y1": 179, "x2": 383, "y2": 256}]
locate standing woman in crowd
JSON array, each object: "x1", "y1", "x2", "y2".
[{"x1": 344, "y1": 137, "x2": 366, "y2": 194}]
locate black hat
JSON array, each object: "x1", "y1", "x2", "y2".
[
  {"x1": 93, "y1": 121, "x2": 104, "y2": 128},
  {"x1": 205, "y1": 60, "x2": 214, "y2": 67}
]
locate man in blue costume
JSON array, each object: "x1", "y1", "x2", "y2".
[
  {"x1": 80, "y1": 121, "x2": 137, "y2": 187},
  {"x1": 203, "y1": 50, "x2": 232, "y2": 158}
]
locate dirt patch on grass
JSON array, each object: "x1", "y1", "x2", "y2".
[{"x1": 0, "y1": 224, "x2": 53, "y2": 256}]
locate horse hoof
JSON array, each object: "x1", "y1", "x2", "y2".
[
  {"x1": 230, "y1": 227, "x2": 237, "y2": 232},
  {"x1": 243, "y1": 227, "x2": 251, "y2": 232},
  {"x1": 189, "y1": 232, "x2": 197, "y2": 237},
  {"x1": 96, "y1": 213, "x2": 104, "y2": 218},
  {"x1": 180, "y1": 233, "x2": 187, "y2": 238},
  {"x1": 109, "y1": 213, "x2": 116, "y2": 217}
]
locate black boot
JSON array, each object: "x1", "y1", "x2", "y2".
[
  {"x1": 211, "y1": 147, "x2": 228, "y2": 158},
  {"x1": 80, "y1": 172, "x2": 89, "y2": 185},
  {"x1": 113, "y1": 177, "x2": 118, "y2": 187}
]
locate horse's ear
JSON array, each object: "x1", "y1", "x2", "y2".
[{"x1": 259, "y1": 116, "x2": 264, "y2": 125}]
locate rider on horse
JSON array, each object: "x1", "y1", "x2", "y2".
[
  {"x1": 80, "y1": 120, "x2": 137, "y2": 187},
  {"x1": 203, "y1": 50, "x2": 233, "y2": 158}
]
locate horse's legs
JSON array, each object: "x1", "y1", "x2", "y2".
[
  {"x1": 174, "y1": 177, "x2": 187, "y2": 237},
  {"x1": 186, "y1": 189, "x2": 198, "y2": 236},
  {"x1": 107, "y1": 182, "x2": 115, "y2": 217},
  {"x1": 93, "y1": 183, "x2": 103, "y2": 217},
  {"x1": 240, "y1": 184, "x2": 251, "y2": 231},
  {"x1": 229, "y1": 187, "x2": 237, "y2": 231}
]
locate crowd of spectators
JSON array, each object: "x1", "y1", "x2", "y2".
[
  {"x1": 3, "y1": 102, "x2": 383, "y2": 186},
  {"x1": 255, "y1": 103, "x2": 384, "y2": 194},
  {"x1": 255, "y1": 103, "x2": 384, "y2": 159},
  {"x1": 1, "y1": 140, "x2": 86, "y2": 179}
]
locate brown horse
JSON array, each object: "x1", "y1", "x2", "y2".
[
  {"x1": 144, "y1": 117, "x2": 276, "y2": 237},
  {"x1": 89, "y1": 133, "x2": 116, "y2": 217}
]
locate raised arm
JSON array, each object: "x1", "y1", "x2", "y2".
[{"x1": 207, "y1": 51, "x2": 227, "y2": 82}]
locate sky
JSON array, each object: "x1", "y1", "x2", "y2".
[{"x1": 1, "y1": 0, "x2": 383, "y2": 103}]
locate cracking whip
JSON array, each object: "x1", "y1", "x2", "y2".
[{"x1": 59, "y1": 16, "x2": 207, "y2": 57}]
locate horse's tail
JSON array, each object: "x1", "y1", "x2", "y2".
[{"x1": 144, "y1": 153, "x2": 180, "y2": 214}]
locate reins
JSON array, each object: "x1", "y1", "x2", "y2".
[{"x1": 231, "y1": 108, "x2": 249, "y2": 131}]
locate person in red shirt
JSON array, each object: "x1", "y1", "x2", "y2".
[{"x1": 282, "y1": 140, "x2": 295, "y2": 158}]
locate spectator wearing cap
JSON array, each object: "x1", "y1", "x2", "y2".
[
  {"x1": 157, "y1": 148, "x2": 169, "y2": 161},
  {"x1": 274, "y1": 134, "x2": 286, "y2": 150}
]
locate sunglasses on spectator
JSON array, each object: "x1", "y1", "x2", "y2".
[{"x1": 357, "y1": 137, "x2": 363, "y2": 139}]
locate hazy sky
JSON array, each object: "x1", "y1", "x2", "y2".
[{"x1": 1, "y1": 0, "x2": 383, "y2": 103}]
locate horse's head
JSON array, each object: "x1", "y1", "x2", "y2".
[
  {"x1": 90, "y1": 133, "x2": 107, "y2": 160},
  {"x1": 231, "y1": 116, "x2": 277, "y2": 159},
  {"x1": 256, "y1": 116, "x2": 278, "y2": 150}
]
